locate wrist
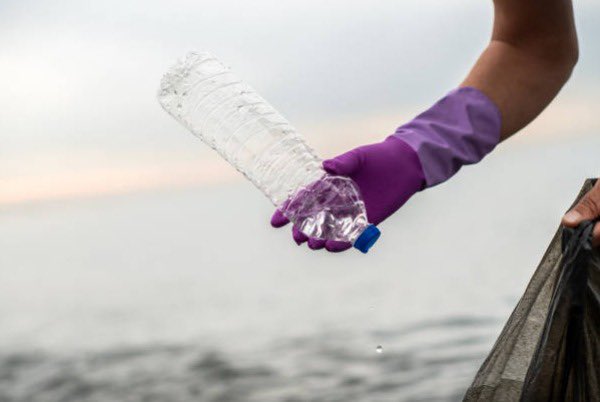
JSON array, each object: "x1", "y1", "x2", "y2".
[
  {"x1": 392, "y1": 87, "x2": 501, "y2": 188},
  {"x1": 382, "y1": 136, "x2": 427, "y2": 192}
]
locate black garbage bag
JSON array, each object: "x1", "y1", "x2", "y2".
[
  {"x1": 464, "y1": 179, "x2": 600, "y2": 402},
  {"x1": 519, "y1": 219, "x2": 600, "y2": 401}
]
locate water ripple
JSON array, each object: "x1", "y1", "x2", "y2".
[{"x1": 0, "y1": 317, "x2": 499, "y2": 401}]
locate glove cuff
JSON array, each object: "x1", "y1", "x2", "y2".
[{"x1": 393, "y1": 87, "x2": 502, "y2": 187}]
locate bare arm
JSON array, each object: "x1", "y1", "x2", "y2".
[
  {"x1": 464, "y1": 0, "x2": 597, "y2": 243},
  {"x1": 270, "y1": 0, "x2": 581, "y2": 252},
  {"x1": 462, "y1": 0, "x2": 578, "y2": 140}
]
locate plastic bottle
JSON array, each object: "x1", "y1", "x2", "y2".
[{"x1": 157, "y1": 52, "x2": 380, "y2": 253}]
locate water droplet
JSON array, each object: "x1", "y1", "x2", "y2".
[{"x1": 376, "y1": 345, "x2": 383, "y2": 354}]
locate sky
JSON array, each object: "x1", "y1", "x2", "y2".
[{"x1": 1, "y1": 0, "x2": 599, "y2": 205}]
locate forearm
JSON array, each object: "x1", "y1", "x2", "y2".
[
  {"x1": 462, "y1": 0, "x2": 578, "y2": 140},
  {"x1": 272, "y1": 0, "x2": 582, "y2": 252}
]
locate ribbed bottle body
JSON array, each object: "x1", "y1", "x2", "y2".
[
  {"x1": 158, "y1": 52, "x2": 323, "y2": 207},
  {"x1": 158, "y1": 52, "x2": 370, "y2": 244}
]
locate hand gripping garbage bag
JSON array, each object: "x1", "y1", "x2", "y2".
[{"x1": 464, "y1": 179, "x2": 599, "y2": 402}]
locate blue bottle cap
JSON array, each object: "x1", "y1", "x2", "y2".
[{"x1": 353, "y1": 224, "x2": 381, "y2": 254}]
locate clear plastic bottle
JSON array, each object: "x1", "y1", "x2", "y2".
[{"x1": 158, "y1": 52, "x2": 380, "y2": 252}]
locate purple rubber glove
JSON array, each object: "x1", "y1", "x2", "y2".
[
  {"x1": 271, "y1": 137, "x2": 425, "y2": 251},
  {"x1": 271, "y1": 87, "x2": 501, "y2": 252}
]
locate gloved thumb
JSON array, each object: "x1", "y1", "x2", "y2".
[{"x1": 323, "y1": 151, "x2": 361, "y2": 176}]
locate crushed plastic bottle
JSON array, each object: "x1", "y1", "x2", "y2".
[{"x1": 158, "y1": 52, "x2": 380, "y2": 252}]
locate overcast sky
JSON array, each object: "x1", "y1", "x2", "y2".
[{"x1": 1, "y1": 0, "x2": 599, "y2": 204}]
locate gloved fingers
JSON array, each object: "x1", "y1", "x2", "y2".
[
  {"x1": 323, "y1": 150, "x2": 361, "y2": 176},
  {"x1": 325, "y1": 240, "x2": 352, "y2": 253},
  {"x1": 270, "y1": 210, "x2": 290, "y2": 228},
  {"x1": 307, "y1": 238, "x2": 326, "y2": 250},
  {"x1": 292, "y1": 226, "x2": 309, "y2": 245}
]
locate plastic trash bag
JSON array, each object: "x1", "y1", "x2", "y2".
[{"x1": 464, "y1": 179, "x2": 599, "y2": 402}]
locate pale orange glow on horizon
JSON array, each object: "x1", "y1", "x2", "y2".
[
  {"x1": 1, "y1": 96, "x2": 598, "y2": 207},
  {"x1": 0, "y1": 159, "x2": 240, "y2": 207}
]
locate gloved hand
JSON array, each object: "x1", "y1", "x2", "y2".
[
  {"x1": 271, "y1": 87, "x2": 502, "y2": 252},
  {"x1": 271, "y1": 137, "x2": 426, "y2": 251}
]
